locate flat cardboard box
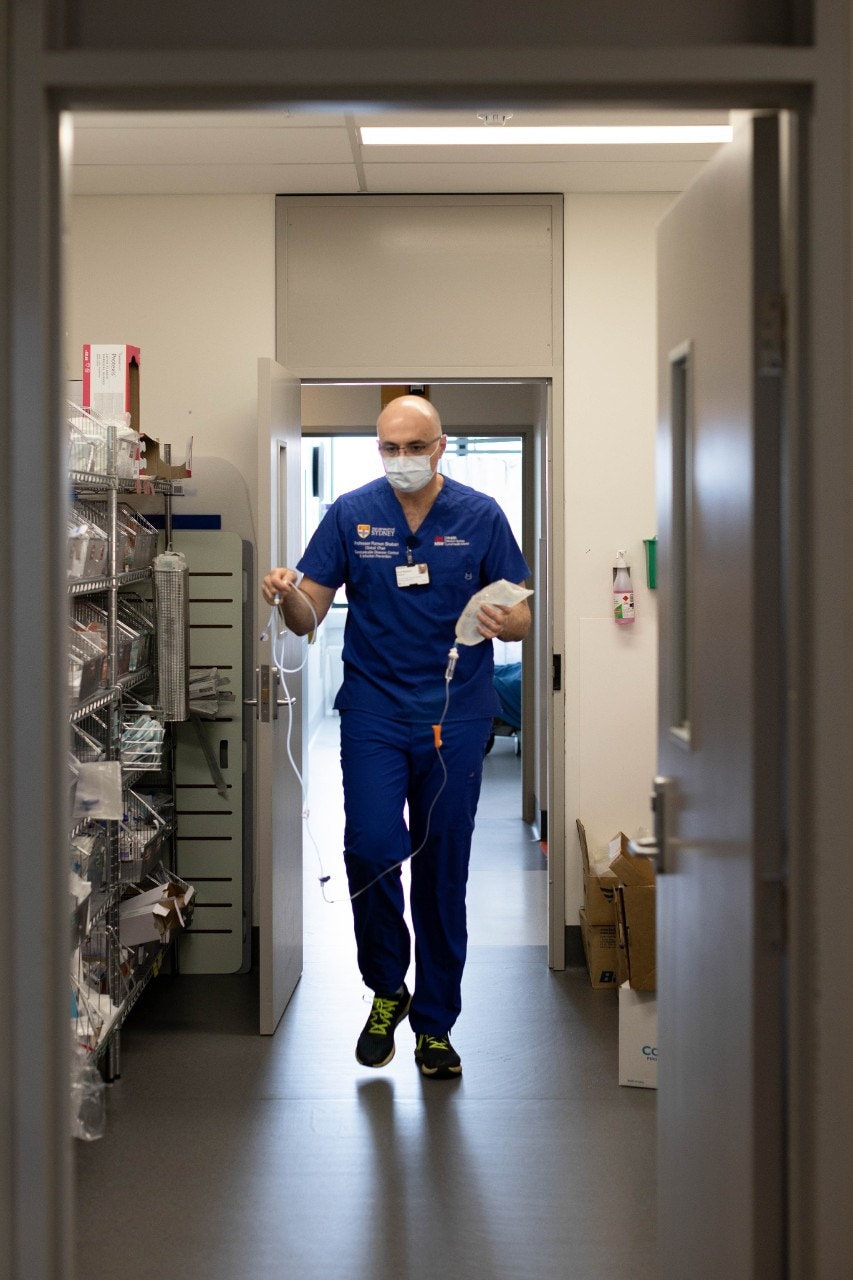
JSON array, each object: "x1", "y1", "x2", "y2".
[
  {"x1": 120, "y1": 879, "x2": 195, "y2": 946},
  {"x1": 579, "y1": 908, "x2": 618, "y2": 989},
  {"x1": 83, "y1": 344, "x2": 140, "y2": 430},
  {"x1": 139, "y1": 432, "x2": 193, "y2": 480},
  {"x1": 614, "y1": 883, "x2": 656, "y2": 991},
  {"x1": 608, "y1": 831, "x2": 656, "y2": 886},
  {"x1": 619, "y1": 981, "x2": 658, "y2": 1088},
  {"x1": 577, "y1": 818, "x2": 619, "y2": 926}
]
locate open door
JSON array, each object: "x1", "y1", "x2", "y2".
[
  {"x1": 653, "y1": 114, "x2": 788, "y2": 1276},
  {"x1": 255, "y1": 358, "x2": 303, "y2": 1034}
]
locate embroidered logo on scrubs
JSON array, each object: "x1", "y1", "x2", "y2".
[
  {"x1": 433, "y1": 535, "x2": 470, "y2": 548},
  {"x1": 354, "y1": 522, "x2": 399, "y2": 561},
  {"x1": 356, "y1": 524, "x2": 396, "y2": 540}
]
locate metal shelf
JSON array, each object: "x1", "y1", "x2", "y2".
[
  {"x1": 86, "y1": 945, "x2": 168, "y2": 1065},
  {"x1": 68, "y1": 408, "x2": 185, "y2": 1082},
  {"x1": 70, "y1": 687, "x2": 118, "y2": 723},
  {"x1": 69, "y1": 469, "x2": 113, "y2": 492},
  {"x1": 118, "y1": 665, "x2": 155, "y2": 694},
  {"x1": 69, "y1": 669, "x2": 155, "y2": 725},
  {"x1": 69, "y1": 567, "x2": 153, "y2": 598}
]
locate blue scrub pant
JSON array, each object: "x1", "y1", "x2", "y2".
[{"x1": 339, "y1": 709, "x2": 492, "y2": 1036}]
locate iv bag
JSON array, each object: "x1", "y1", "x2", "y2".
[{"x1": 455, "y1": 579, "x2": 533, "y2": 646}]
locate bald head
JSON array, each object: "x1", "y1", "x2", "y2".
[
  {"x1": 376, "y1": 395, "x2": 447, "y2": 493},
  {"x1": 376, "y1": 395, "x2": 442, "y2": 439}
]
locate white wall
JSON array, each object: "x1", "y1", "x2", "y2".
[
  {"x1": 65, "y1": 194, "x2": 276, "y2": 538},
  {"x1": 66, "y1": 188, "x2": 672, "y2": 927},
  {"x1": 563, "y1": 193, "x2": 676, "y2": 899}
]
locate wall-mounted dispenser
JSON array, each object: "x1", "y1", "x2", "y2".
[{"x1": 643, "y1": 537, "x2": 657, "y2": 590}]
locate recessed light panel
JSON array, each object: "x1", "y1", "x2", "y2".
[{"x1": 360, "y1": 125, "x2": 733, "y2": 146}]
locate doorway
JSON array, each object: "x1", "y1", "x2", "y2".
[
  {"x1": 299, "y1": 380, "x2": 544, "y2": 824},
  {"x1": 6, "y1": 35, "x2": 845, "y2": 1274},
  {"x1": 297, "y1": 404, "x2": 544, "y2": 950}
]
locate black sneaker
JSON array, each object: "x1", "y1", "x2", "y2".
[
  {"x1": 414, "y1": 1032, "x2": 462, "y2": 1079},
  {"x1": 355, "y1": 986, "x2": 412, "y2": 1068}
]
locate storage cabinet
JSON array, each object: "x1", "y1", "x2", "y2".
[{"x1": 68, "y1": 404, "x2": 193, "y2": 1081}]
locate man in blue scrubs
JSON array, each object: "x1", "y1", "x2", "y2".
[{"x1": 263, "y1": 395, "x2": 531, "y2": 1079}]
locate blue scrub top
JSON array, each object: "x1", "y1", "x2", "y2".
[{"x1": 297, "y1": 475, "x2": 530, "y2": 723}]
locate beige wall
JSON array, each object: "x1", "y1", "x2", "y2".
[
  {"x1": 563, "y1": 192, "x2": 675, "y2": 890},
  {"x1": 65, "y1": 194, "x2": 276, "y2": 503},
  {"x1": 66, "y1": 188, "x2": 670, "y2": 924}
]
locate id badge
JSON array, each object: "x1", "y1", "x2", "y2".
[{"x1": 396, "y1": 563, "x2": 430, "y2": 587}]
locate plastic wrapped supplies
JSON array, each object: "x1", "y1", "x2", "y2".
[{"x1": 153, "y1": 551, "x2": 190, "y2": 721}]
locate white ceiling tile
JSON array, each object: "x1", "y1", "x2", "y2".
[
  {"x1": 357, "y1": 141, "x2": 723, "y2": 166},
  {"x1": 362, "y1": 160, "x2": 710, "y2": 194},
  {"x1": 69, "y1": 108, "x2": 729, "y2": 196},
  {"x1": 72, "y1": 110, "x2": 349, "y2": 129},
  {"x1": 73, "y1": 125, "x2": 354, "y2": 166},
  {"x1": 71, "y1": 164, "x2": 361, "y2": 196},
  {"x1": 352, "y1": 107, "x2": 731, "y2": 129}
]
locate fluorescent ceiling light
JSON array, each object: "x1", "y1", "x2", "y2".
[{"x1": 360, "y1": 125, "x2": 733, "y2": 147}]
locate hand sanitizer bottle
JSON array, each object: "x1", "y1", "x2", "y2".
[{"x1": 613, "y1": 550, "x2": 635, "y2": 624}]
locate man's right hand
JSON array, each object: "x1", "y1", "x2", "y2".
[
  {"x1": 261, "y1": 570, "x2": 336, "y2": 636},
  {"x1": 262, "y1": 567, "x2": 299, "y2": 606}
]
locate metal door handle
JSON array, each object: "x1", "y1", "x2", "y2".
[
  {"x1": 244, "y1": 667, "x2": 260, "y2": 711},
  {"x1": 628, "y1": 835, "x2": 661, "y2": 862},
  {"x1": 271, "y1": 669, "x2": 295, "y2": 715},
  {"x1": 245, "y1": 666, "x2": 275, "y2": 721},
  {"x1": 244, "y1": 668, "x2": 296, "y2": 717},
  {"x1": 630, "y1": 776, "x2": 675, "y2": 873}
]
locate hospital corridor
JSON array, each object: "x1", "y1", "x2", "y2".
[{"x1": 73, "y1": 718, "x2": 657, "y2": 1280}]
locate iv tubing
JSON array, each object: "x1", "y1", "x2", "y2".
[
  {"x1": 263, "y1": 588, "x2": 457, "y2": 905},
  {"x1": 261, "y1": 585, "x2": 326, "y2": 890},
  {"x1": 341, "y1": 675, "x2": 452, "y2": 905}
]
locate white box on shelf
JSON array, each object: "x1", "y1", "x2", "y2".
[{"x1": 618, "y1": 981, "x2": 658, "y2": 1089}]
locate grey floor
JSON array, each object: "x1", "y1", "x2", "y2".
[{"x1": 74, "y1": 721, "x2": 657, "y2": 1280}]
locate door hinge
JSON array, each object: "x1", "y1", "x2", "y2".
[
  {"x1": 758, "y1": 293, "x2": 786, "y2": 375},
  {"x1": 552, "y1": 653, "x2": 562, "y2": 692}
]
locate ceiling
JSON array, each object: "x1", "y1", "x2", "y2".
[{"x1": 69, "y1": 107, "x2": 732, "y2": 197}]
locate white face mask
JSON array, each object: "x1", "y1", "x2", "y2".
[{"x1": 381, "y1": 443, "x2": 440, "y2": 494}]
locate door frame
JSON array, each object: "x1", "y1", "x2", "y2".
[
  {"x1": 4, "y1": 13, "x2": 851, "y2": 1279},
  {"x1": 255, "y1": 359, "x2": 304, "y2": 1034}
]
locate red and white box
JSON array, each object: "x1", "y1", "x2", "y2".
[{"x1": 83, "y1": 344, "x2": 140, "y2": 430}]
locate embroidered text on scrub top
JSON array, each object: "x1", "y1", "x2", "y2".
[{"x1": 353, "y1": 523, "x2": 399, "y2": 561}]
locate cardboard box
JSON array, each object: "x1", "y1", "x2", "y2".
[
  {"x1": 618, "y1": 981, "x2": 658, "y2": 1088},
  {"x1": 576, "y1": 818, "x2": 619, "y2": 926},
  {"x1": 120, "y1": 878, "x2": 195, "y2": 947},
  {"x1": 614, "y1": 884, "x2": 656, "y2": 990},
  {"x1": 579, "y1": 908, "x2": 618, "y2": 989},
  {"x1": 608, "y1": 831, "x2": 656, "y2": 887},
  {"x1": 83, "y1": 344, "x2": 140, "y2": 430},
  {"x1": 139, "y1": 432, "x2": 193, "y2": 480},
  {"x1": 614, "y1": 906, "x2": 631, "y2": 987}
]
